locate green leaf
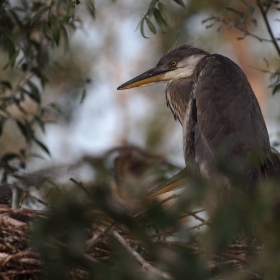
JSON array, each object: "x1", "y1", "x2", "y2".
[
  {"x1": 49, "y1": 102, "x2": 62, "y2": 113},
  {"x1": 153, "y1": 8, "x2": 168, "y2": 33},
  {"x1": 50, "y1": 14, "x2": 60, "y2": 46},
  {"x1": 140, "y1": 18, "x2": 148, "y2": 39},
  {"x1": 272, "y1": 84, "x2": 280, "y2": 95},
  {"x1": 172, "y1": 0, "x2": 186, "y2": 8},
  {"x1": 30, "y1": 6, "x2": 51, "y2": 26},
  {"x1": 16, "y1": 120, "x2": 33, "y2": 143},
  {"x1": 66, "y1": 0, "x2": 75, "y2": 22},
  {"x1": 27, "y1": 81, "x2": 41, "y2": 103},
  {"x1": 31, "y1": 67, "x2": 49, "y2": 88},
  {"x1": 3, "y1": 49, "x2": 20, "y2": 70},
  {"x1": 147, "y1": 0, "x2": 156, "y2": 17},
  {"x1": 159, "y1": 2, "x2": 174, "y2": 26},
  {"x1": 86, "y1": 0, "x2": 95, "y2": 18},
  {"x1": 60, "y1": 23, "x2": 70, "y2": 52},
  {"x1": 145, "y1": 18, "x2": 156, "y2": 34},
  {"x1": 34, "y1": 115, "x2": 45, "y2": 133},
  {"x1": 80, "y1": 88, "x2": 86, "y2": 103},
  {"x1": 34, "y1": 138, "x2": 51, "y2": 156}
]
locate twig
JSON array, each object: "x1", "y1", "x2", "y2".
[
  {"x1": 112, "y1": 230, "x2": 173, "y2": 280},
  {"x1": 257, "y1": 0, "x2": 280, "y2": 57},
  {"x1": 179, "y1": 209, "x2": 205, "y2": 219},
  {"x1": 70, "y1": 177, "x2": 91, "y2": 196},
  {"x1": 188, "y1": 221, "x2": 209, "y2": 230},
  {"x1": 85, "y1": 221, "x2": 117, "y2": 251},
  {"x1": 205, "y1": 15, "x2": 272, "y2": 42}
]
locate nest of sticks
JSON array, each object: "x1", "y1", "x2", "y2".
[{"x1": 0, "y1": 193, "x2": 262, "y2": 280}]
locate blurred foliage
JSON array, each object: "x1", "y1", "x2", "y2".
[
  {"x1": 0, "y1": 0, "x2": 94, "y2": 181},
  {"x1": 1, "y1": 0, "x2": 280, "y2": 279}
]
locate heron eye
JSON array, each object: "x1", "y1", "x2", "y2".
[
  {"x1": 170, "y1": 61, "x2": 177, "y2": 67},
  {"x1": 4, "y1": 195, "x2": 9, "y2": 201}
]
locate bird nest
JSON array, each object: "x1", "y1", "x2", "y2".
[{"x1": 0, "y1": 197, "x2": 262, "y2": 280}]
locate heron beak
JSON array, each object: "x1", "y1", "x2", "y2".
[
  {"x1": 146, "y1": 168, "x2": 188, "y2": 198},
  {"x1": 117, "y1": 67, "x2": 168, "y2": 90}
]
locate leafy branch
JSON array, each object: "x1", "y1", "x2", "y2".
[{"x1": 138, "y1": 0, "x2": 186, "y2": 38}]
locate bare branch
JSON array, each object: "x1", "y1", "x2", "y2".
[
  {"x1": 112, "y1": 230, "x2": 173, "y2": 280},
  {"x1": 256, "y1": 0, "x2": 280, "y2": 57}
]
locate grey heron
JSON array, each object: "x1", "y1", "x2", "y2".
[{"x1": 117, "y1": 43, "x2": 280, "y2": 197}]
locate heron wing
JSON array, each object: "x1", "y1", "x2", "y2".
[{"x1": 193, "y1": 54, "x2": 270, "y2": 179}]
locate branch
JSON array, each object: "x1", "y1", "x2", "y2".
[
  {"x1": 205, "y1": 15, "x2": 272, "y2": 43},
  {"x1": 112, "y1": 230, "x2": 173, "y2": 280},
  {"x1": 256, "y1": 0, "x2": 280, "y2": 57}
]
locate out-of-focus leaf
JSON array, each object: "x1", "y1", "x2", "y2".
[
  {"x1": 49, "y1": 102, "x2": 62, "y2": 113},
  {"x1": 147, "y1": 0, "x2": 157, "y2": 17},
  {"x1": 0, "y1": 118, "x2": 4, "y2": 136},
  {"x1": 50, "y1": 15, "x2": 60, "y2": 46},
  {"x1": 86, "y1": 0, "x2": 95, "y2": 18},
  {"x1": 80, "y1": 88, "x2": 86, "y2": 103},
  {"x1": 1, "y1": 153, "x2": 21, "y2": 163},
  {"x1": 153, "y1": 8, "x2": 168, "y2": 33},
  {"x1": 158, "y1": 2, "x2": 174, "y2": 26},
  {"x1": 145, "y1": 17, "x2": 156, "y2": 34},
  {"x1": 60, "y1": 24, "x2": 70, "y2": 51},
  {"x1": 250, "y1": 6, "x2": 255, "y2": 15},
  {"x1": 140, "y1": 18, "x2": 148, "y2": 39},
  {"x1": 66, "y1": 0, "x2": 75, "y2": 21},
  {"x1": 226, "y1": 6, "x2": 241, "y2": 15},
  {"x1": 3, "y1": 49, "x2": 20, "y2": 70},
  {"x1": 34, "y1": 115, "x2": 45, "y2": 133},
  {"x1": 31, "y1": 67, "x2": 49, "y2": 88},
  {"x1": 34, "y1": 138, "x2": 51, "y2": 156},
  {"x1": 30, "y1": 6, "x2": 51, "y2": 26},
  {"x1": 172, "y1": 0, "x2": 186, "y2": 8},
  {"x1": 251, "y1": 18, "x2": 257, "y2": 26},
  {"x1": 273, "y1": 84, "x2": 280, "y2": 95},
  {"x1": 27, "y1": 81, "x2": 41, "y2": 103},
  {"x1": 1, "y1": 81, "x2": 12, "y2": 90},
  {"x1": 16, "y1": 120, "x2": 33, "y2": 143}
]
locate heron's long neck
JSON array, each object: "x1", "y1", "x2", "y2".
[{"x1": 165, "y1": 79, "x2": 193, "y2": 125}]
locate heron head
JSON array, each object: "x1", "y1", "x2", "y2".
[{"x1": 117, "y1": 44, "x2": 208, "y2": 90}]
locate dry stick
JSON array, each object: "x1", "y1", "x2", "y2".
[
  {"x1": 257, "y1": 0, "x2": 280, "y2": 57},
  {"x1": 70, "y1": 178, "x2": 91, "y2": 197},
  {"x1": 18, "y1": 192, "x2": 27, "y2": 208},
  {"x1": 190, "y1": 213, "x2": 206, "y2": 223},
  {"x1": 188, "y1": 221, "x2": 209, "y2": 230},
  {"x1": 112, "y1": 230, "x2": 173, "y2": 280},
  {"x1": 86, "y1": 221, "x2": 117, "y2": 251},
  {"x1": 179, "y1": 209, "x2": 205, "y2": 219},
  {"x1": 27, "y1": 192, "x2": 48, "y2": 207}
]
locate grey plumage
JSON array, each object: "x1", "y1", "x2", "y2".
[{"x1": 118, "y1": 43, "x2": 279, "y2": 195}]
